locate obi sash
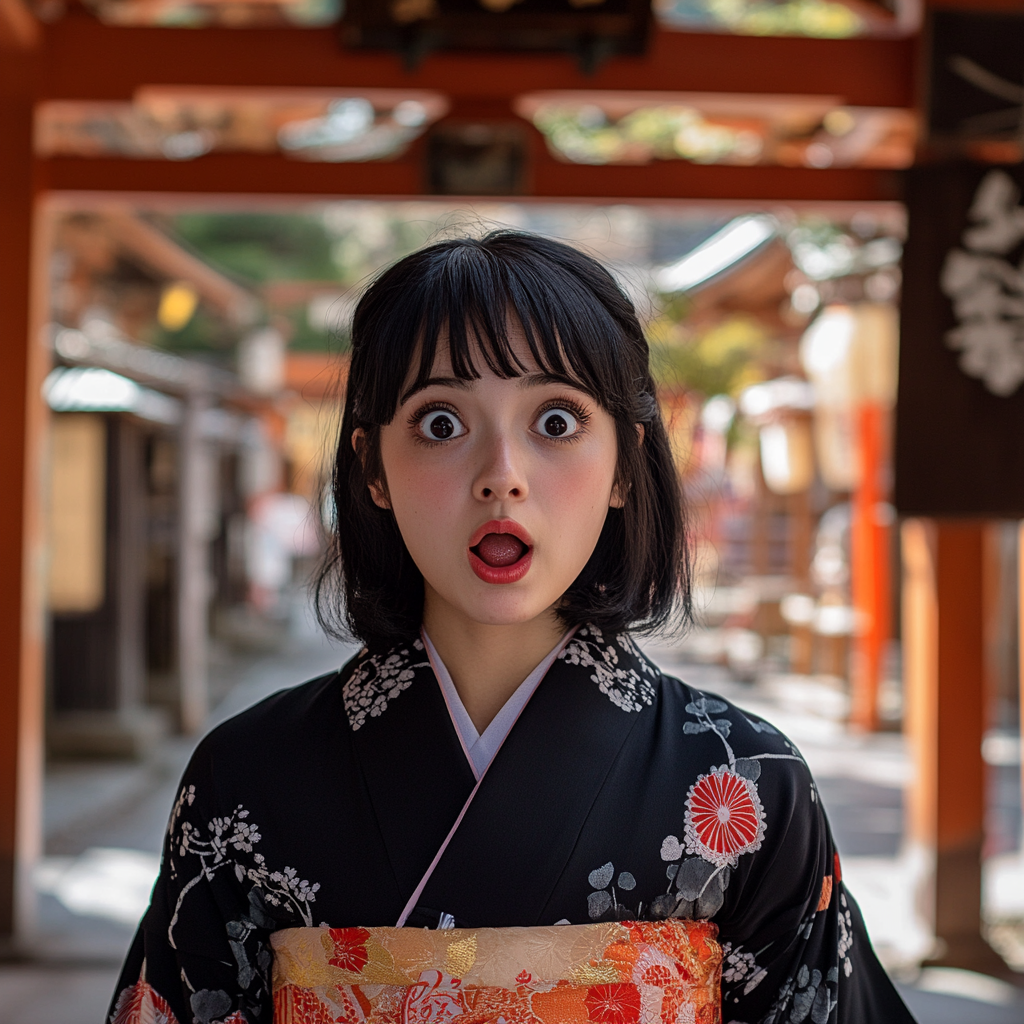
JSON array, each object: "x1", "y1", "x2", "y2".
[{"x1": 271, "y1": 919, "x2": 722, "y2": 1024}]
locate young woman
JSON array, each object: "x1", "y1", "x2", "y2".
[{"x1": 109, "y1": 232, "x2": 915, "y2": 1024}]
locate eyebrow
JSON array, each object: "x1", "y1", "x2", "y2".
[
  {"x1": 516, "y1": 371, "x2": 588, "y2": 392},
  {"x1": 400, "y1": 376, "x2": 474, "y2": 405},
  {"x1": 400, "y1": 370, "x2": 591, "y2": 406}
]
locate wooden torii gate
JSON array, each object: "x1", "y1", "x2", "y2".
[{"x1": 0, "y1": 0, "x2": 1014, "y2": 977}]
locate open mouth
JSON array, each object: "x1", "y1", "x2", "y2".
[
  {"x1": 470, "y1": 533, "x2": 529, "y2": 568},
  {"x1": 468, "y1": 520, "x2": 534, "y2": 584}
]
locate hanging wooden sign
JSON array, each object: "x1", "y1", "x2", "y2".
[{"x1": 896, "y1": 161, "x2": 1024, "y2": 517}]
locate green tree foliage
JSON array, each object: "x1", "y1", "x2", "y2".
[
  {"x1": 648, "y1": 315, "x2": 764, "y2": 398},
  {"x1": 151, "y1": 213, "x2": 344, "y2": 353},
  {"x1": 172, "y1": 213, "x2": 340, "y2": 284}
]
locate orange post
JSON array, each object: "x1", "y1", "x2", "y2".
[
  {"x1": 0, "y1": 46, "x2": 48, "y2": 950},
  {"x1": 849, "y1": 402, "x2": 890, "y2": 731},
  {"x1": 902, "y1": 520, "x2": 1007, "y2": 974}
]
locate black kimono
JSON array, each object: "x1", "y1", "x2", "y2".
[{"x1": 108, "y1": 625, "x2": 916, "y2": 1024}]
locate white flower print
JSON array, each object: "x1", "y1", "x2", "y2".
[
  {"x1": 721, "y1": 942, "x2": 758, "y2": 984},
  {"x1": 167, "y1": 789, "x2": 322, "y2": 950},
  {"x1": 720, "y1": 943, "x2": 769, "y2": 999},
  {"x1": 558, "y1": 625, "x2": 658, "y2": 713},
  {"x1": 837, "y1": 891, "x2": 854, "y2": 977},
  {"x1": 237, "y1": 857, "x2": 321, "y2": 922},
  {"x1": 343, "y1": 640, "x2": 429, "y2": 731}
]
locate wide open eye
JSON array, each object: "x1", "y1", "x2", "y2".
[
  {"x1": 418, "y1": 408, "x2": 467, "y2": 441},
  {"x1": 534, "y1": 407, "x2": 580, "y2": 439}
]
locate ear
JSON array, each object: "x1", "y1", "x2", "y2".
[{"x1": 352, "y1": 427, "x2": 391, "y2": 510}]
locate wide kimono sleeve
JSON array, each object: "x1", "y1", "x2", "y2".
[
  {"x1": 107, "y1": 735, "x2": 277, "y2": 1024},
  {"x1": 696, "y1": 713, "x2": 916, "y2": 1024}
]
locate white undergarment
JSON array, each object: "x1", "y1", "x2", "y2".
[{"x1": 422, "y1": 628, "x2": 574, "y2": 780}]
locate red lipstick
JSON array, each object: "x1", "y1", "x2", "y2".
[{"x1": 468, "y1": 519, "x2": 533, "y2": 584}]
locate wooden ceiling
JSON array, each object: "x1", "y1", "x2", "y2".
[{"x1": 4, "y1": 7, "x2": 919, "y2": 201}]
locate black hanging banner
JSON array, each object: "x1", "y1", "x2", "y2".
[
  {"x1": 896, "y1": 162, "x2": 1024, "y2": 517},
  {"x1": 927, "y1": 9, "x2": 1024, "y2": 146}
]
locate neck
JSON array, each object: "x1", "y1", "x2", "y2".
[{"x1": 422, "y1": 592, "x2": 565, "y2": 734}]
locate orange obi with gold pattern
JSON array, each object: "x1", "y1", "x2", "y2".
[{"x1": 271, "y1": 919, "x2": 721, "y2": 1024}]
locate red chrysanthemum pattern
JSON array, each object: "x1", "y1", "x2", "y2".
[
  {"x1": 584, "y1": 983, "x2": 642, "y2": 1024},
  {"x1": 684, "y1": 767, "x2": 765, "y2": 868},
  {"x1": 328, "y1": 927, "x2": 371, "y2": 973}
]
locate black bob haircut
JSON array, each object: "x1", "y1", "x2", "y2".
[{"x1": 316, "y1": 230, "x2": 692, "y2": 652}]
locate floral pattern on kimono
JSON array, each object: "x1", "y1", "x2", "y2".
[
  {"x1": 574, "y1": 681, "x2": 891, "y2": 1024},
  {"x1": 111, "y1": 777, "x2": 323, "y2": 1024}
]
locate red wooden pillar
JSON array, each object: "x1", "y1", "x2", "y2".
[
  {"x1": 902, "y1": 519, "x2": 1007, "y2": 974},
  {"x1": 849, "y1": 403, "x2": 890, "y2": 731},
  {"x1": 0, "y1": 36, "x2": 47, "y2": 951}
]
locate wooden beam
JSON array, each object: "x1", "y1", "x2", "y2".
[
  {"x1": 531, "y1": 159, "x2": 901, "y2": 203},
  {"x1": 39, "y1": 17, "x2": 914, "y2": 108},
  {"x1": 0, "y1": 49, "x2": 47, "y2": 950},
  {"x1": 0, "y1": 0, "x2": 40, "y2": 50},
  {"x1": 40, "y1": 151, "x2": 902, "y2": 203}
]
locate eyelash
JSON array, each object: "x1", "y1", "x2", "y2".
[
  {"x1": 408, "y1": 401, "x2": 462, "y2": 448},
  {"x1": 536, "y1": 398, "x2": 591, "y2": 443},
  {"x1": 407, "y1": 396, "x2": 593, "y2": 447}
]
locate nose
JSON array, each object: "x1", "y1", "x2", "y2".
[{"x1": 472, "y1": 433, "x2": 528, "y2": 503}]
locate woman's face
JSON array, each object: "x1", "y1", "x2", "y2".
[{"x1": 370, "y1": 326, "x2": 621, "y2": 631}]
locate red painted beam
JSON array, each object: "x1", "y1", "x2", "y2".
[
  {"x1": 39, "y1": 16, "x2": 914, "y2": 109},
  {"x1": 532, "y1": 159, "x2": 901, "y2": 202},
  {"x1": 40, "y1": 151, "x2": 902, "y2": 202},
  {"x1": 42, "y1": 153, "x2": 422, "y2": 196}
]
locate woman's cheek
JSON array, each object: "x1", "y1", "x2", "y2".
[{"x1": 542, "y1": 452, "x2": 615, "y2": 511}]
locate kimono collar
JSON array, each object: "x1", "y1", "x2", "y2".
[
  {"x1": 420, "y1": 626, "x2": 576, "y2": 780},
  {"x1": 342, "y1": 626, "x2": 662, "y2": 928}
]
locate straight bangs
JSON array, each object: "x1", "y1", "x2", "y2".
[{"x1": 352, "y1": 236, "x2": 641, "y2": 427}]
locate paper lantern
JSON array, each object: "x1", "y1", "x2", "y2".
[
  {"x1": 799, "y1": 302, "x2": 898, "y2": 491},
  {"x1": 759, "y1": 418, "x2": 815, "y2": 495}
]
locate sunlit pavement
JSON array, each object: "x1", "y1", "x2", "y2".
[
  {"x1": 0, "y1": 609, "x2": 357, "y2": 1024},
  {"x1": 1, "y1": 632, "x2": 1022, "y2": 1024}
]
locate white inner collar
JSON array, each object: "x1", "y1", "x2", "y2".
[{"x1": 421, "y1": 628, "x2": 574, "y2": 781}]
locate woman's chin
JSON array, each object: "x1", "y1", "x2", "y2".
[
  {"x1": 422, "y1": 565, "x2": 574, "y2": 631},
  {"x1": 460, "y1": 604, "x2": 550, "y2": 629},
  {"x1": 442, "y1": 588, "x2": 561, "y2": 630}
]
